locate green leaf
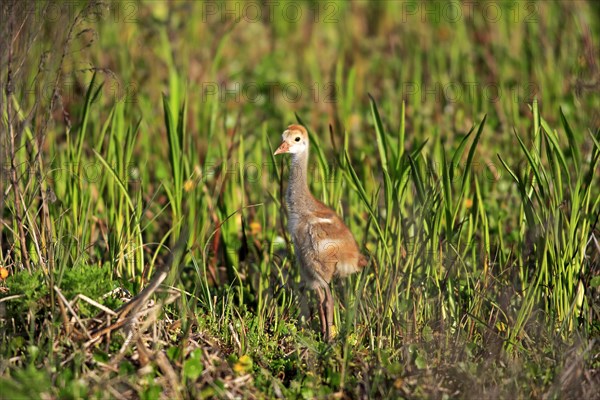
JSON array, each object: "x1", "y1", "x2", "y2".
[
  {"x1": 415, "y1": 353, "x2": 427, "y2": 370},
  {"x1": 408, "y1": 155, "x2": 425, "y2": 204},
  {"x1": 514, "y1": 128, "x2": 546, "y2": 201},
  {"x1": 422, "y1": 325, "x2": 434, "y2": 343},
  {"x1": 368, "y1": 93, "x2": 392, "y2": 171},
  {"x1": 450, "y1": 123, "x2": 476, "y2": 182},
  {"x1": 166, "y1": 346, "x2": 182, "y2": 361},
  {"x1": 497, "y1": 153, "x2": 520, "y2": 184},
  {"x1": 460, "y1": 114, "x2": 486, "y2": 195},
  {"x1": 183, "y1": 349, "x2": 204, "y2": 381},
  {"x1": 560, "y1": 107, "x2": 581, "y2": 174}
]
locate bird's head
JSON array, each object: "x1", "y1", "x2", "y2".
[{"x1": 274, "y1": 124, "x2": 309, "y2": 155}]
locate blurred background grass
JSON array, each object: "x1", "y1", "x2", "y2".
[{"x1": 1, "y1": 1, "x2": 599, "y2": 398}]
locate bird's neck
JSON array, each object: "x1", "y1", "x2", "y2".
[{"x1": 287, "y1": 150, "x2": 313, "y2": 212}]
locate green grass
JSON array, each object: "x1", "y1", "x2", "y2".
[{"x1": 1, "y1": 1, "x2": 599, "y2": 399}]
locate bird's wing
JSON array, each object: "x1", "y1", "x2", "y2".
[{"x1": 305, "y1": 209, "x2": 354, "y2": 264}]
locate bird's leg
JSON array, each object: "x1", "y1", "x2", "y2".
[
  {"x1": 315, "y1": 287, "x2": 327, "y2": 339},
  {"x1": 323, "y1": 284, "x2": 335, "y2": 341}
]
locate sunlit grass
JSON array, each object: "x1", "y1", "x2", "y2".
[{"x1": 1, "y1": 1, "x2": 599, "y2": 398}]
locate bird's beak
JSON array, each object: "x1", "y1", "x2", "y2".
[{"x1": 274, "y1": 141, "x2": 289, "y2": 155}]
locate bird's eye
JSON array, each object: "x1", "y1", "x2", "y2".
[{"x1": 295, "y1": 137, "x2": 301, "y2": 142}]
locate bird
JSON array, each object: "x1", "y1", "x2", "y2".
[{"x1": 274, "y1": 124, "x2": 368, "y2": 341}]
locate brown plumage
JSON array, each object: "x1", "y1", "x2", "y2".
[{"x1": 274, "y1": 124, "x2": 368, "y2": 340}]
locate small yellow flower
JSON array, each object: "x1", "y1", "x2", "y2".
[
  {"x1": 495, "y1": 321, "x2": 507, "y2": 333},
  {"x1": 249, "y1": 221, "x2": 262, "y2": 236},
  {"x1": 183, "y1": 179, "x2": 195, "y2": 192},
  {"x1": 0, "y1": 267, "x2": 8, "y2": 280},
  {"x1": 329, "y1": 325, "x2": 338, "y2": 339},
  {"x1": 464, "y1": 198, "x2": 473, "y2": 209},
  {"x1": 233, "y1": 355, "x2": 253, "y2": 374},
  {"x1": 394, "y1": 377, "x2": 404, "y2": 389}
]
